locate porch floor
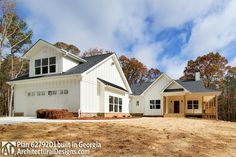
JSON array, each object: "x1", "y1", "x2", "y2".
[{"x1": 164, "y1": 113, "x2": 185, "y2": 118}]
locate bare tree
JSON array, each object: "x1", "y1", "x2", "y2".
[{"x1": 0, "y1": 0, "x2": 32, "y2": 116}]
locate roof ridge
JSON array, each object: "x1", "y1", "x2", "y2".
[{"x1": 82, "y1": 52, "x2": 114, "y2": 59}]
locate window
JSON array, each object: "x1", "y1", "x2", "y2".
[
  {"x1": 34, "y1": 57, "x2": 56, "y2": 75},
  {"x1": 136, "y1": 101, "x2": 139, "y2": 106},
  {"x1": 28, "y1": 90, "x2": 67, "y2": 97},
  {"x1": 41, "y1": 91, "x2": 45, "y2": 96},
  {"x1": 114, "y1": 97, "x2": 118, "y2": 112},
  {"x1": 109, "y1": 96, "x2": 113, "y2": 112},
  {"x1": 48, "y1": 90, "x2": 57, "y2": 96},
  {"x1": 49, "y1": 57, "x2": 56, "y2": 73},
  {"x1": 188, "y1": 100, "x2": 199, "y2": 109},
  {"x1": 109, "y1": 96, "x2": 122, "y2": 112},
  {"x1": 64, "y1": 89, "x2": 68, "y2": 94},
  {"x1": 193, "y1": 100, "x2": 199, "y2": 109},
  {"x1": 42, "y1": 58, "x2": 48, "y2": 74},
  {"x1": 187, "y1": 100, "x2": 192, "y2": 109},
  {"x1": 59, "y1": 90, "x2": 64, "y2": 95},
  {"x1": 150, "y1": 100, "x2": 161, "y2": 109},
  {"x1": 35, "y1": 59, "x2": 41, "y2": 75},
  {"x1": 119, "y1": 98, "x2": 122, "y2": 112}
]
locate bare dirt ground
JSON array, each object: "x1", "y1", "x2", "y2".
[{"x1": 0, "y1": 118, "x2": 235, "y2": 157}]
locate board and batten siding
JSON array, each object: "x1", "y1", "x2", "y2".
[
  {"x1": 62, "y1": 57, "x2": 78, "y2": 72},
  {"x1": 130, "y1": 96, "x2": 145, "y2": 114},
  {"x1": 29, "y1": 46, "x2": 63, "y2": 77},
  {"x1": 143, "y1": 75, "x2": 172, "y2": 116},
  {"x1": 104, "y1": 88, "x2": 129, "y2": 113},
  {"x1": 14, "y1": 77, "x2": 80, "y2": 116},
  {"x1": 80, "y1": 56, "x2": 129, "y2": 113}
]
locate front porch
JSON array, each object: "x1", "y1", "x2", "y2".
[{"x1": 163, "y1": 93, "x2": 219, "y2": 119}]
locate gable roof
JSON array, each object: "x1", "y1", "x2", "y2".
[
  {"x1": 175, "y1": 80, "x2": 218, "y2": 93},
  {"x1": 131, "y1": 81, "x2": 154, "y2": 95},
  {"x1": 11, "y1": 53, "x2": 114, "y2": 81},
  {"x1": 98, "y1": 78, "x2": 128, "y2": 92},
  {"x1": 64, "y1": 53, "x2": 113, "y2": 75},
  {"x1": 23, "y1": 39, "x2": 87, "y2": 63},
  {"x1": 131, "y1": 73, "x2": 220, "y2": 95},
  {"x1": 130, "y1": 73, "x2": 171, "y2": 96}
]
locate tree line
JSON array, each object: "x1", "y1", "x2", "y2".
[{"x1": 0, "y1": 0, "x2": 235, "y2": 121}]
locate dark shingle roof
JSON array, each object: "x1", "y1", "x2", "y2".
[
  {"x1": 65, "y1": 53, "x2": 113, "y2": 75},
  {"x1": 98, "y1": 78, "x2": 128, "y2": 92},
  {"x1": 176, "y1": 80, "x2": 218, "y2": 93},
  {"x1": 11, "y1": 53, "x2": 113, "y2": 81},
  {"x1": 131, "y1": 78, "x2": 219, "y2": 95},
  {"x1": 131, "y1": 81, "x2": 154, "y2": 95}
]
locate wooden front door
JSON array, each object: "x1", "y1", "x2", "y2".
[{"x1": 174, "y1": 101, "x2": 180, "y2": 113}]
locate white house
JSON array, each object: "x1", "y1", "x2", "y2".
[
  {"x1": 8, "y1": 39, "x2": 220, "y2": 119},
  {"x1": 130, "y1": 73, "x2": 221, "y2": 118},
  {"x1": 8, "y1": 39, "x2": 132, "y2": 117}
]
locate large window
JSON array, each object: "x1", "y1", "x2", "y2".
[
  {"x1": 150, "y1": 100, "x2": 161, "y2": 109},
  {"x1": 187, "y1": 100, "x2": 199, "y2": 109},
  {"x1": 35, "y1": 57, "x2": 56, "y2": 75},
  {"x1": 109, "y1": 96, "x2": 122, "y2": 112}
]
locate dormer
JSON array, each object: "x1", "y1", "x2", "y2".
[{"x1": 23, "y1": 39, "x2": 86, "y2": 77}]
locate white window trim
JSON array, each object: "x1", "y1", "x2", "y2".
[
  {"x1": 109, "y1": 96, "x2": 122, "y2": 113},
  {"x1": 34, "y1": 57, "x2": 57, "y2": 76},
  {"x1": 150, "y1": 100, "x2": 161, "y2": 109}
]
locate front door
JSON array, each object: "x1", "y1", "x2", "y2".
[{"x1": 174, "y1": 101, "x2": 180, "y2": 113}]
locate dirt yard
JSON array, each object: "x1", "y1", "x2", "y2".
[{"x1": 0, "y1": 118, "x2": 235, "y2": 157}]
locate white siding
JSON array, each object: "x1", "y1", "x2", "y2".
[
  {"x1": 143, "y1": 75, "x2": 172, "y2": 116},
  {"x1": 14, "y1": 77, "x2": 80, "y2": 116},
  {"x1": 29, "y1": 46, "x2": 63, "y2": 77},
  {"x1": 29, "y1": 46, "x2": 79, "y2": 77},
  {"x1": 80, "y1": 56, "x2": 129, "y2": 113},
  {"x1": 130, "y1": 96, "x2": 144, "y2": 113},
  {"x1": 85, "y1": 57, "x2": 126, "y2": 89},
  {"x1": 79, "y1": 79, "x2": 100, "y2": 113},
  {"x1": 104, "y1": 88, "x2": 129, "y2": 113},
  {"x1": 62, "y1": 57, "x2": 78, "y2": 72}
]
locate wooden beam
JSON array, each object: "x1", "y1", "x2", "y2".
[
  {"x1": 163, "y1": 96, "x2": 166, "y2": 115},
  {"x1": 216, "y1": 96, "x2": 218, "y2": 120},
  {"x1": 183, "y1": 95, "x2": 186, "y2": 116}
]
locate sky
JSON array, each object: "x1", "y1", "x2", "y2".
[{"x1": 15, "y1": 0, "x2": 236, "y2": 79}]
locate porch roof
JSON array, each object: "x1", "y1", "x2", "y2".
[{"x1": 176, "y1": 80, "x2": 219, "y2": 93}]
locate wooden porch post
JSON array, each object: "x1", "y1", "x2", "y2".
[
  {"x1": 216, "y1": 95, "x2": 218, "y2": 120},
  {"x1": 163, "y1": 96, "x2": 166, "y2": 115},
  {"x1": 166, "y1": 96, "x2": 168, "y2": 114},
  {"x1": 183, "y1": 95, "x2": 186, "y2": 116}
]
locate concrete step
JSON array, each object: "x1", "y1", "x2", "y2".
[{"x1": 164, "y1": 113, "x2": 185, "y2": 118}]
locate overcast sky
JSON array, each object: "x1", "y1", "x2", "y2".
[{"x1": 16, "y1": 0, "x2": 236, "y2": 79}]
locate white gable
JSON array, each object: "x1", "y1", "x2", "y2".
[
  {"x1": 166, "y1": 81, "x2": 183, "y2": 89},
  {"x1": 163, "y1": 81, "x2": 188, "y2": 92},
  {"x1": 25, "y1": 40, "x2": 83, "y2": 77},
  {"x1": 84, "y1": 55, "x2": 131, "y2": 92},
  {"x1": 143, "y1": 74, "x2": 172, "y2": 96}
]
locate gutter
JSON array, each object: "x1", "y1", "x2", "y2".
[{"x1": 6, "y1": 73, "x2": 82, "y2": 85}]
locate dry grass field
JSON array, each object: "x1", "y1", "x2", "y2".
[{"x1": 0, "y1": 118, "x2": 236, "y2": 157}]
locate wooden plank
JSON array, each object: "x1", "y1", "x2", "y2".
[
  {"x1": 183, "y1": 95, "x2": 186, "y2": 116},
  {"x1": 163, "y1": 96, "x2": 166, "y2": 115}
]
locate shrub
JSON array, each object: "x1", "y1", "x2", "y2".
[{"x1": 36, "y1": 109, "x2": 74, "y2": 119}]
